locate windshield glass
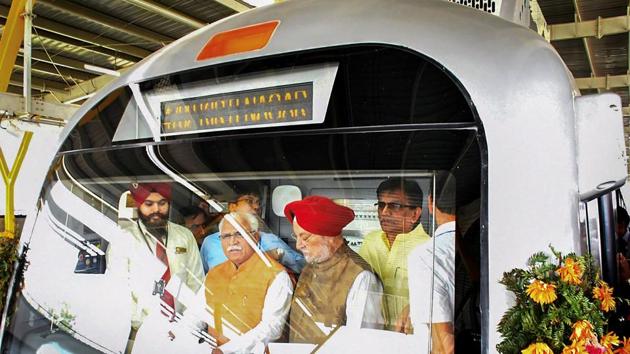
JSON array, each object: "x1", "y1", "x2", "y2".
[{"x1": 6, "y1": 45, "x2": 482, "y2": 354}]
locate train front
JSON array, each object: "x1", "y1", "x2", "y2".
[{"x1": 4, "y1": 0, "x2": 623, "y2": 353}]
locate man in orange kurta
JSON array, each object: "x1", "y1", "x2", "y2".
[{"x1": 204, "y1": 212, "x2": 293, "y2": 354}]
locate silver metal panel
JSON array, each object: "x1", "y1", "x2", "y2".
[
  {"x1": 56, "y1": 1, "x2": 609, "y2": 348},
  {"x1": 111, "y1": 98, "x2": 152, "y2": 142},
  {"x1": 575, "y1": 93, "x2": 628, "y2": 196}
]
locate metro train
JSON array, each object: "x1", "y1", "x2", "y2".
[{"x1": 1, "y1": 0, "x2": 627, "y2": 353}]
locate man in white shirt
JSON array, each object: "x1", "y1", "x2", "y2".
[
  {"x1": 406, "y1": 172, "x2": 456, "y2": 354},
  {"x1": 285, "y1": 196, "x2": 384, "y2": 344}
]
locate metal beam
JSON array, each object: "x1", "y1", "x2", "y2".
[
  {"x1": 550, "y1": 13, "x2": 630, "y2": 41},
  {"x1": 7, "y1": 85, "x2": 63, "y2": 101},
  {"x1": 38, "y1": 0, "x2": 174, "y2": 45},
  {"x1": 0, "y1": 4, "x2": 152, "y2": 59},
  {"x1": 0, "y1": 92, "x2": 76, "y2": 121},
  {"x1": 213, "y1": 0, "x2": 253, "y2": 13},
  {"x1": 14, "y1": 56, "x2": 96, "y2": 82},
  {"x1": 0, "y1": 0, "x2": 32, "y2": 92},
  {"x1": 120, "y1": 0, "x2": 208, "y2": 28},
  {"x1": 572, "y1": 0, "x2": 599, "y2": 94},
  {"x1": 0, "y1": 19, "x2": 139, "y2": 65},
  {"x1": 10, "y1": 73, "x2": 67, "y2": 91},
  {"x1": 30, "y1": 28, "x2": 139, "y2": 65},
  {"x1": 26, "y1": 49, "x2": 96, "y2": 72},
  {"x1": 575, "y1": 74, "x2": 630, "y2": 90},
  {"x1": 8, "y1": 80, "x2": 60, "y2": 94},
  {"x1": 529, "y1": 0, "x2": 550, "y2": 41},
  {"x1": 42, "y1": 66, "x2": 132, "y2": 104}
]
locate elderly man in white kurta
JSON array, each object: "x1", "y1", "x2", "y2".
[
  {"x1": 204, "y1": 212, "x2": 293, "y2": 354},
  {"x1": 285, "y1": 196, "x2": 384, "y2": 344}
]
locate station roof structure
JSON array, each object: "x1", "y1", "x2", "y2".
[{"x1": 0, "y1": 0, "x2": 628, "y2": 118}]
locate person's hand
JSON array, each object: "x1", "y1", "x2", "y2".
[
  {"x1": 394, "y1": 305, "x2": 413, "y2": 334},
  {"x1": 619, "y1": 253, "x2": 630, "y2": 282},
  {"x1": 207, "y1": 326, "x2": 230, "y2": 346},
  {"x1": 266, "y1": 248, "x2": 284, "y2": 261},
  {"x1": 211, "y1": 348, "x2": 223, "y2": 354}
]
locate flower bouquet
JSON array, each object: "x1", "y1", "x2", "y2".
[{"x1": 497, "y1": 247, "x2": 628, "y2": 354}]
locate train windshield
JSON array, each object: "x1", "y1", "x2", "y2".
[{"x1": 4, "y1": 45, "x2": 483, "y2": 354}]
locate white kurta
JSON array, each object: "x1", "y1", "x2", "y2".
[
  {"x1": 345, "y1": 270, "x2": 385, "y2": 330},
  {"x1": 119, "y1": 220, "x2": 205, "y2": 329}
]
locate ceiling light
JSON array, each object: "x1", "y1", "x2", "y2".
[
  {"x1": 83, "y1": 64, "x2": 120, "y2": 77},
  {"x1": 63, "y1": 93, "x2": 95, "y2": 105},
  {"x1": 242, "y1": 0, "x2": 276, "y2": 7}
]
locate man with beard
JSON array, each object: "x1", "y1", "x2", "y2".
[
  {"x1": 124, "y1": 182, "x2": 204, "y2": 352},
  {"x1": 358, "y1": 177, "x2": 430, "y2": 331},
  {"x1": 286, "y1": 196, "x2": 383, "y2": 344}
]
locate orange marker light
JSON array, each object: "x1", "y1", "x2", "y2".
[{"x1": 196, "y1": 21, "x2": 279, "y2": 61}]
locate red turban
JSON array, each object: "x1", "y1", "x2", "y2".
[
  {"x1": 129, "y1": 183, "x2": 172, "y2": 206},
  {"x1": 284, "y1": 196, "x2": 355, "y2": 237}
]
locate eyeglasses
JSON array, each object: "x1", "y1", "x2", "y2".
[
  {"x1": 219, "y1": 230, "x2": 256, "y2": 240},
  {"x1": 374, "y1": 201, "x2": 418, "y2": 211},
  {"x1": 235, "y1": 196, "x2": 261, "y2": 206}
]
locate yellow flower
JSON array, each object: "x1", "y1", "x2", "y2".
[
  {"x1": 593, "y1": 281, "x2": 616, "y2": 312},
  {"x1": 522, "y1": 342, "x2": 554, "y2": 354},
  {"x1": 570, "y1": 320, "x2": 595, "y2": 342},
  {"x1": 601, "y1": 332, "x2": 621, "y2": 354},
  {"x1": 557, "y1": 257, "x2": 584, "y2": 285},
  {"x1": 614, "y1": 337, "x2": 630, "y2": 354},
  {"x1": 562, "y1": 340, "x2": 586, "y2": 354},
  {"x1": 526, "y1": 280, "x2": 558, "y2": 305}
]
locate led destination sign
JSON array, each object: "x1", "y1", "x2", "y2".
[{"x1": 160, "y1": 82, "x2": 313, "y2": 134}]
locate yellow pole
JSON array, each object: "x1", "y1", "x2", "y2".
[
  {"x1": 0, "y1": 131, "x2": 33, "y2": 238},
  {"x1": 0, "y1": 0, "x2": 34, "y2": 92}
]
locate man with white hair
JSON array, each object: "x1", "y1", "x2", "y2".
[
  {"x1": 285, "y1": 196, "x2": 383, "y2": 344},
  {"x1": 200, "y1": 188, "x2": 305, "y2": 274},
  {"x1": 204, "y1": 212, "x2": 293, "y2": 354}
]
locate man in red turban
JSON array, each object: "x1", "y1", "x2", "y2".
[
  {"x1": 285, "y1": 196, "x2": 384, "y2": 344},
  {"x1": 123, "y1": 182, "x2": 204, "y2": 352}
]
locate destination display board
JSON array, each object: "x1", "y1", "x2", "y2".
[
  {"x1": 160, "y1": 82, "x2": 313, "y2": 135},
  {"x1": 139, "y1": 63, "x2": 338, "y2": 138}
]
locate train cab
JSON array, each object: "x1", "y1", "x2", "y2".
[{"x1": 1, "y1": 0, "x2": 627, "y2": 353}]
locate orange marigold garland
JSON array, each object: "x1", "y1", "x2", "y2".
[
  {"x1": 614, "y1": 337, "x2": 630, "y2": 354},
  {"x1": 601, "y1": 332, "x2": 621, "y2": 354},
  {"x1": 562, "y1": 340, "x2": 586, "y2": 354},
  {"x1": 593, "y1": 281, "x2": 616, "y2": 312},
  {"x1": 557, "y1": 257, "x2": 584, "y2": 285},
  {"x1": 498, "y1": 247, "x2": 622, "y2": 354},
  {"x1": 527, "y1": 279, "x2": 558, "y2": 305},
  {"x1": 522, "y1": 342, "x2": 555, "y2": 354},
  {"x1": 570, "y1": 320, "x2": 595, "y2": 343}
]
